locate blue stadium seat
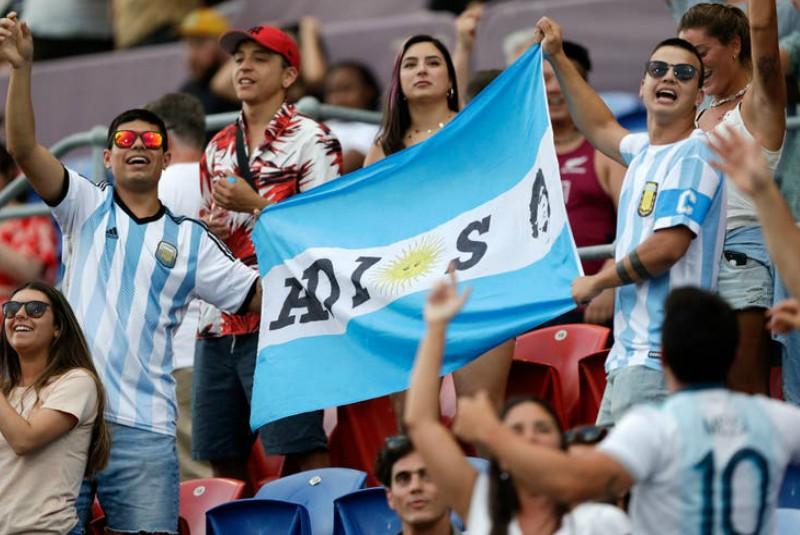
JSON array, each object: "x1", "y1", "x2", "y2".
[
  {"x1": 256, "y1": 468, "x2": 368, "y2": 534},
  {"x1": 332, "y1": 487, "x2": 402, "y2": 535},
  {"x1": 206, "y1": 498, "x2": 311, "y2": 535},
  {"x1": 780, "y1": 464, "x2": 800, "y2": 509}
]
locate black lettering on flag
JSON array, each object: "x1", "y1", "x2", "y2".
[
  {"x1": 268, "y1": 258, "x2": 341, "y2": 330},
  {"x1": 351, "y1": 256, "x2": 381, "y2": 308},
  {"x1": 450, "y1": 216, "x2": 491, "y2": 271}
]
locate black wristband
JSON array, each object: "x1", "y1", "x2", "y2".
[
  {"x1": 616, "y1": 260, "x2": 634, "y2": 285},
  {"x1": 630, "y1": 250, "x2": 652, "y2": 280}
]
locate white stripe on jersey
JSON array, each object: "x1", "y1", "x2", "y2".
[
  {"x1": 600, "y1": 388, "x2": 800, "y2": 535},
  {"x1": 607, "y1": 131, "x2": 726, "y2": 373},
  {"x1": 52, "y1": 168, "x2": 258, "y2": 435}
]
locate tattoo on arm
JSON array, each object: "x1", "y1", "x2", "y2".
[
  {"x1": 615, "y1": 260, "x2": 634, "y2": 285},
  {"x1": 630, "y1": 250, "x2": 652, "y2": 280}
]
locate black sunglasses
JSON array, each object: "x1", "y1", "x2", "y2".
[
  {"x1": 645, "y1": 60, "x2": 698, "y2": 82},
  {"x1": 564, "y1": 425, "x2": 610, "y2": 446},
  {"x1": 2, "y1": 300, "x2": 51, "y2": 319},
  {"x1": 383, "y1": 434, "x2": 411, "y2": 451}
]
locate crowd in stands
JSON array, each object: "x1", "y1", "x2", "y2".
[{"x1": 1, "y1": 1, "x2": 800, "y2": 534}]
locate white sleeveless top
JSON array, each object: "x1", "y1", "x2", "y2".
[
  {"x1": 713, "y1": 104, "x2": 783, "y2": 230},
  {"x1": 466, "y1": 472, "x2": 631, "y2": 534}
]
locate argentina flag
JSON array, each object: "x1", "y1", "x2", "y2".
[{"x1": 250, "y1": 45, "x2": 582, "y2": 428}]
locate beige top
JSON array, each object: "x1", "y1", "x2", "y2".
[{"x1": 0, "y1": 369, "x2": 98, "y2": 535}]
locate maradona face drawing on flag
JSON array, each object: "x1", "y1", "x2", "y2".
[{"x1": 249, "y1": 44, "x2": 582, "y2": 429}]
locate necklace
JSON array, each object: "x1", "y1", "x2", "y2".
[
  {"x1": 709, "y1": 83, "x2": 750, "y2": 109},
  {"x1": 408, "y1": 121, "x2": 445, "y2": 137}
]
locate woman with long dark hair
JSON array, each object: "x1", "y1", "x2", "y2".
[
  {"x1": 0, "y1": 282, "x2": 109, "y2": 534},
  {"x1": 366, "y1": 34, "x2": 514, "y2": 421},
  {"x1": 405, "y1": 271, "x2": 630, "y2": 534},
  {"x1": 678, "y1": 2, "x2": 785, "y2": 396}
]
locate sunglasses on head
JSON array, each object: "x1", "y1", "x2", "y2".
[
  {"x1": 564, "y1": 425, "x2": 610, "y2": 446},
  {"x1": 383, "y1": 434, "x2": 411, "y2": 451},
  {"x1": 2, "y1": 300, "x2": 50, "y2": 319},
  {"x1": 645, "y1": 60, "x2": 698, "y2": 82},
  {"x1": 112, "y1": 130, "x2": 164, "y2": 150}
]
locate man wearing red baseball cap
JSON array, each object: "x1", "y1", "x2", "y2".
[{"x1": 193, "y1": 24, "x2": 342, "y2": 487}]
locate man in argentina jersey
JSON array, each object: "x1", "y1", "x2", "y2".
[
  {"x1": 452, "y1": 288, "x2": 800, "y2": 535},
  {"x1": 1, "y1": 14, "x2": 261, "y2": 533},
  {"x1": 536, "y1": 18, "x2": 725, "y2": 424}
]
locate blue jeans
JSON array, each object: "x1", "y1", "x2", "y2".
[{"x1": 75, "y1": 423, "x2": 179, "y2": 533}]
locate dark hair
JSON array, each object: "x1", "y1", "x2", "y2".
[
  {"x1": 649, "y1": 37, "x2": 706, "y2": 88},
  {"x1": 662, "y1": 287, "x2": 738, "y2": 384},
  {"x1": 374, "y1": 434, "x2": 415, "y2": 487},
  {"x1": 466, "y1": 69, "x2": 502, "y2": 103},
  {"x1": 488, "y1": 396, "x2": 566, "y2": 535},
  {"x1": 563, "y1": 41, "x2": 592, "y2": 80},
  {"x1": 678, "y1": 3, "x2": 751, "y2": 65},
  {"x1": 0, "y1": 141, "x2": 17, "y2": 180},
  {"x1": 0, "y1": 282, "x2": 110, "y2": 476},
  {"x1": 529, "y1": 169, "x2": 550, "y2": 239},
  {"x1": 106, "y1": 108, "x2": 169, "y2": 152},
  {"x1": 144, "y1": 93, "x2": 206, "y2": 151},
  {"x1": 326, "y1": 61, "x2": 382, "y2": 111},
  {"x1": 378, "y1": 34, "x2": 459, "y2": 156}
]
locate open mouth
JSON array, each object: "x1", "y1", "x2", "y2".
[
  {"x1": 126, "y1": 155, "x2": 150, "y2": 165},
  {"x1": 13, "y1": 325, "x2": 32, "y2": 332},
  {"x1": 238, "y1": 78, "x2": 256, "y2": 87},
  {"x1": 655, "y1": 88, "x2": 677, "y2": 102}
]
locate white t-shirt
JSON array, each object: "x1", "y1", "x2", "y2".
[
  {"x1": 324, "y1": 119, "x2": 379, "y2": 156},
  {"x1": 467, "y1": 472, "x2": 631, "y2": 534},
  {"x1": 0, "y1": 369, "x2": 98, "y2": 534},
  {"x1": 51, "y1": 167, "x2": 259, "y2": 435},
  {"x1": 599, "y1": 387, "x2": 800, "y2": 535},
  {"x1": 159, "y1": 162, "x2": 204, "y2": 370}
]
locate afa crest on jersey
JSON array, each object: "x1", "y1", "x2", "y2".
[
  {"x1": 638, "y1": 181, "x2": 658, "y2": 217},
  {"x1": 155, "y1": 241, "x2": 178, "y2": 268}
]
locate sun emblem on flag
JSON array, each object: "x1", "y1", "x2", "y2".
[{"x1": 372, "y1": 235, "x2": 446, "y2": 296}]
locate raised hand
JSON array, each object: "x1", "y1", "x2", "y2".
[
  {"x1": 455, "y1": 5, "x2": 483, "y2": 50},
  {"x1": 767, "y1": 298, "x2": 800, "y2": 334},
  {"x1": 0, "y1": 13, "x2": 33, "y2": 68},
  {"x1": 452, "y1": 390, "x2": 500, "y2": 445},
  {"x1": 533, "y1": 16, "x2": 564, "y2": 59},
  {"x1": 424, "y1": 266, "x2": 471, "y2": 326},
  {"x1": 707, "y1": 125, "x2": 772, "y2": 197}
]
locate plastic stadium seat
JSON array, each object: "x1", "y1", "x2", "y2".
[
  {"x1": 248, "y1": 440, "x2": 286, "y2": 489},
  {"x1": 180, "y1": 477, "x2": 247, "y2": 535},
  {"x1": 329, "y1": 396, "x2": 398, "y2": 485},
  {"x1": 332, "y1": 487, "x2": 401, "y2": 535},
  {"x1": 780, "y1": 464, "x2": 800, "y2": 509},
  {"x1": 771, "y1": 366, "x2": 784, "y2": 400},
  {"x1": 256, "y1": 467, "x2": 368, "y2": 535},
  {"x1": 577, "y1": 350, "x2": 610, "y2": 426},
  {"x1": 504, "y1": 360, "x2": 568, "y2": 427},
  {"x1": 778, "y1": 508, "x2": 800, "y2": 535},
  {"x1": 513, "y1": 325, "x2": 611, "y2": 426},
  {"x1": 206, "y1": 498, "x2": 311, "y2": 535}
]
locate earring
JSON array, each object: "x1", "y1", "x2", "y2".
[
  {"x1": 448, "y1": 87, "x2": 454, "y2": 98},
  {"x1": 499, "y1": 471, "x2": 510, "y2": 481}
]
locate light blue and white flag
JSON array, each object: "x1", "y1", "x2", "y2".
[{"x1": 250, "y1": 45, "x2": 582, "y2": 428}]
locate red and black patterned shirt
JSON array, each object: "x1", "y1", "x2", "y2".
[{"x1": 198, "y1": 102, "x2": 342, "y2": 337}]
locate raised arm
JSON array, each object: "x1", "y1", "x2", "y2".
[
  {"x1": 535, "y1": 17, "x2": 629, "y2": 165},
  {"x1": 708, "y1": 125, "x2": 800, "y2": 298},
  {"x1": 404, "y1": 270, "x2": 477, "y2": 521},
  {"x1": 741, "y1": 0, "x2": 785, "y2": 151},
  {"x1": 453, "y1": 5, "x2": 482, "y2": 109},
  {"x1": 1, "y1": 13, "x2": 65, "y2": 204},
  {"x1": 453, "y1": 392, "x2": 634, "y2": 504}
]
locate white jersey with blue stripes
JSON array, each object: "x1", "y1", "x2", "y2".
[
  {"x1": 607, "y1": 130, "x2": 726, "y2": 373},
  {"x1": 599, "y1": 387, "x2": 800, "y2": 535},
  {"x1": 51, "y1": 167, "x2": 259, "y2": 435}
]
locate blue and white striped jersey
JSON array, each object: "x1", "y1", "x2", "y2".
[
  {"x1": 599, "y1": 387, "x2": 800, "y2": 535},
  {"x1": 51, "y1": 168, "x2": 259, "y2": 435},
  {"x1": 607, "y1": 130, "x2": 726, "y2": 373}
]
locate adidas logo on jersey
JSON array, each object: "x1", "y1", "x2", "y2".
[{"x1": 106, "y1": 227, "x2": 118, "y2": 239}]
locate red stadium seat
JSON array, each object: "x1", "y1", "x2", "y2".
[
  {"x1": 248, "y1": 440, "x2": 286, "y2": 490},
  {"x1": 512, "y1": 324, "x2": 611, "y2": 426},
  {"x1": 505, "y1": 359, "x2": 568, "y2": 427},
  {"x1": 577, "y1": 350, "x2": 610, "y2": 426},
  {"x1": 771, "y1": 366, "x2": 784, "y2": 400},
  {"x1": 328, "y1": 396, "x2": 399, "y2": 486},
  {"x1": 180, "y1": 477, "x2": 247, "y2": 535}
]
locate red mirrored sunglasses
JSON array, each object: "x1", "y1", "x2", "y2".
[{"x1": 112, "y1": 130, "x2": 165, "y2": 150}]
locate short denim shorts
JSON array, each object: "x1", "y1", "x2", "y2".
[{"x1": 75, "y1": 423, "x2": 179, "y2": 533}]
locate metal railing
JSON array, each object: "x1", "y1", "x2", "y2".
[{"x1": 14, "y1": 96, "x2": 799, "y2": 262}]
